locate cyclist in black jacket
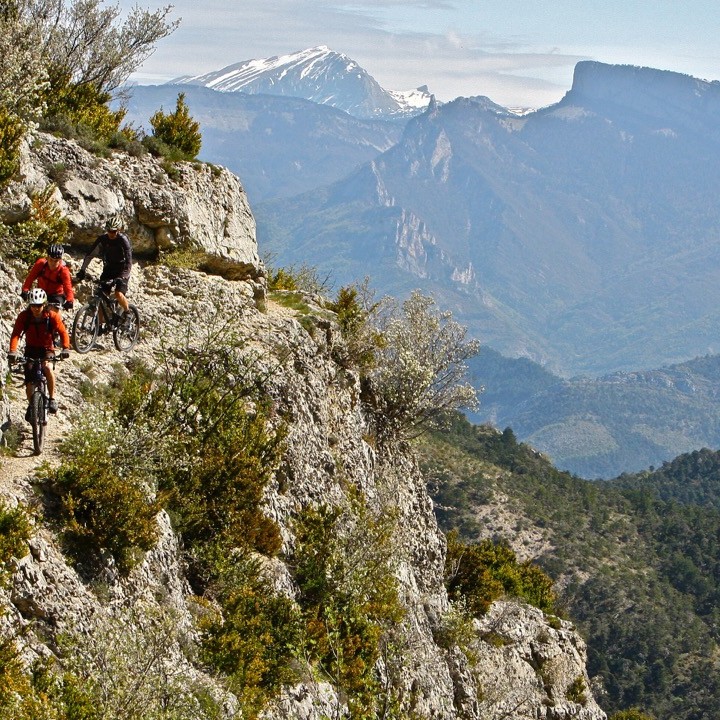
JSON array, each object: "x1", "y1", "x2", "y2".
[{"x1": 76, "y1": 215, "x2": 133, "y2": 315}]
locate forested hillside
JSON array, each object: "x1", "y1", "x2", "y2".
[
  {"x1": 608, "y1": 447, "x2": 720, "y2": 508},
  {"x1": 469, "y1": 348, "x2": 720, "y2": 478},
  {"x1": 419, "y1": 414, "x2": 720, "y2": 719}
]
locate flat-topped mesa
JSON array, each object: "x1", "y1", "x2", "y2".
[{"x1": 564, "y1": 60, "x2": 720, "y2": 120}]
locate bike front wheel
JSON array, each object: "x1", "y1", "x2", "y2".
[
  {"x1": 72, "y1": 304, "x2": 99, "y2": 353},
  {"x1": 30, "y1": 390, "x2": 46, "y2": 455},
  {"x1": 113, "y1": 304, "x2": 140, "y2": 352}
]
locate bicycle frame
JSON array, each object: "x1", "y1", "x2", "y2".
[
  {"x1": 91, "y1": 281, "x2": 122, "y2": 327},
  {"x1": 10, "y1": 355, "x2": 55, "y2": 455},
  {"x1": 72, "y1": 279, "x2": 140, "y2": 353}
]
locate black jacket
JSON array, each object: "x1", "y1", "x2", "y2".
[{"x1": 80, "y1": 232, "x2": 133, "y2": 278}]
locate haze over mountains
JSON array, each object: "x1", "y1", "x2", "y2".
[
  {"x1": 470, "y1": 349, "x2": 720, "y2": 478},
  {"x1": 257, "y1": 61, "x2": 720, "y2": 377},
  {"x1": 123, "y1": 48, "x2": 720, "y2": 479},
  {"x1": 123, "y1": 85, "x2": 402, "y2": 204}
]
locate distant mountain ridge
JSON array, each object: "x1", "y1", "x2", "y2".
[
  {"x1": 172, "y1": 45, "x2": 434, "y2": 120},
  {"x1": 256, "y1": 61, "x2": 720, "y2": 376},
  {"x1": 470, "y1": 349, "x2": 720, "y2": 479}
]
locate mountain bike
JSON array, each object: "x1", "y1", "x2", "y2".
[
  {"x1": 10, "y1": 355, "x2": 59, "y2": 455},
  {"x1": 72, "y1": 279, "x2": 140, "y2": 353}
]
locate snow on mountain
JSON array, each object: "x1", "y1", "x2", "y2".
[
  {"x1": 388, "y1": 85, "x2": 435, "y2": 113},
  {"x1": 172, "y1": 46, "x2": 433, "y2": 120}
]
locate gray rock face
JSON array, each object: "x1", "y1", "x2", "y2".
[
  {"x1": 471, "y1": 602, "x2": 606, "y2": 719},
  {"x1": 0, "y1": 132, "x2": 261, "y2": 277},
  {"x1": 0, "y1": 137, "x2": 605, "y2": 720}
]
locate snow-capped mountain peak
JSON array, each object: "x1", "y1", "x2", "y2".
[
  {"x1": 388, "y1": 85, "x2": 435, "y2": 113},
  {"x1": 172, "y1": 46, "x2": 433, "y2": 120}
]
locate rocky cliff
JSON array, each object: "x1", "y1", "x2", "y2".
[{"x1": 0, "y1": 133, "x2": 606, "y2": 719}]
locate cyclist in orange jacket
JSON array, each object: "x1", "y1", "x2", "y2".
[
  {"x1": 8, "y1": 288, "x2": 70, "y2": 417},
  {"x1": 21, "y1": 244, "x2": 75, "y2": 310}
]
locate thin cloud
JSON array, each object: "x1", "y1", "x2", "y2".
[{"x1": 120, "y1": 0, "x2": 702, "y2": 107}]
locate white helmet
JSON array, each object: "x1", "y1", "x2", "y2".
[{"x1": 29, "y1": 288, "x2": 47, "y2": 305}]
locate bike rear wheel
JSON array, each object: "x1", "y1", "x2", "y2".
[
  {"x1": 113, "y1": 304, "x2": 140, "y2": 351},
  {"x1": 72, "y1": 304, "x2": 99, "y2": 353},
  {"x1": 30, "y1": 390, "x2": 46, "y2": 456}
]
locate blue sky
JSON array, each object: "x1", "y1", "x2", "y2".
[{"x1": 119, "y1": 0, "x2": 720, "y2": 108}]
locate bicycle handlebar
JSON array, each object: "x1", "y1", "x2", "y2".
[
  {"x1": 75, "y1": 274, "x2": 121, "y2": 289},
  {"x1": 8, "y1": 354, "x2": 65, "y2": 366}
]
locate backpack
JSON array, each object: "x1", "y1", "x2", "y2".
[{"x1": 23, "y1": 308, "x2": 53, "y2": 335}]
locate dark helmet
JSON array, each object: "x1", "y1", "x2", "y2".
[
  {"x1": 48, "y1": 243, "x2": 64, "y2": 258},
  {"x1": 105, "y1": 215, "x2": 122, "y2": 231}
]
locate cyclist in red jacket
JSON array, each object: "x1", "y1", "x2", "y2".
[
  {"x1": 8, "y1": 288, "x2": 70, "y2": 416},
  {"x1": 21, "y1": 244, "x2": 75, "y2": 310}
]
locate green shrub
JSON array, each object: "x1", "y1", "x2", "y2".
[
  {"x1": 58, "y1": 605, "x2": 221, "y2": 720},
  {"x1": 267, "y1": 266, "x2": 299, "y2": 291},
  {"x1": 566, "y1": 675, "x2": 587, "y2": 705},
  {"x1": 161, "y1": 396, "x2": 284, "y2": 557},
  {"x1": 610, "y1": 710, "x2": 656, "y2": 720},
  {"x1": 0, "y1": 502, "x2": 31, "y2": 586},
  {"x1": 433, "y1": 597, "x2": 479, "y2": 661},
  {"x1": 141, "y1": 133, "x2": 188, "y2": 163},
  {"x1": 119, "y1": 328, "x2": 284, "y2": 554},
  {"x1": 200, "y1": 552, "x2": 302, "y2": 719},
  {"x1": 266, "y1": 260, "x2": 331, "y2": 295},
  {"x1": 52, "y1": 412, "x2": 162, "y2": 573},
  {"x1": 327, "y1": 282, "x2": 384, "y2": 370},
  {"x1": 290, "y1": 494, "x2": 406, "y2": 719},
  {"x1": 123, "y1": 345, "x2": 285, "y2": 561},
  {"x1": 444, "y1": 530, "x2": 557, "y2": 615},
  {"x1": 0, "y1": 185, "x2": 69, "y2": 264},
  {"x1": 149, "y1": 92, "x2": 201, "y2": 160},
  {"x1": 107, "y1": 128, "x2": 146, "y2": 157},
  {"x1": 41, "y1": 66, "x2": 126, "y2": 143},
  {"x1": 0, "y1": 640, "x2": 96, "y2": 720},
  {"x1": 0, "y1": 604, "x2": 223, "y2": 720}
]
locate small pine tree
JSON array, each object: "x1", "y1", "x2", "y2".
[{"x1": 149, "y1": 92, "x2": 202, "y2": 159}]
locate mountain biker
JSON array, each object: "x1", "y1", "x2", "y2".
[
  {"x1": 7, "y1": 288, "x2": 71, "y2": 417},
  {"x1": 75, "y1": 214, "x2": 133, "y2": 316},
  {"x1": 21, "y1": 243, "x2": 75, "y2": 310}
]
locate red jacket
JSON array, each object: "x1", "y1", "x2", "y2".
[
  {"x1": 22, "y1": 258, "x2": 74, "y2": 302},
  {"x1": 9, "y1": 308, "x2": 70, "y2": 352}
]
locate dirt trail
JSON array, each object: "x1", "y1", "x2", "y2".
[
  {"x1": 1, "y1": 361, "x2": 77, "y2": 503},
  {"x1": 1, "y1": 297, "x2": 294, "y2": 503}
]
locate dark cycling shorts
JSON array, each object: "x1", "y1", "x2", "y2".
[
  {"x1": 100, "y1": 273, "x2": 129, "y2": 294},
  {"x1": 47, "y1": 293, "x2": 65, "y2": 306},
  {"x1": 23, "y1": 346, "x2": 53, "y2": 382}
]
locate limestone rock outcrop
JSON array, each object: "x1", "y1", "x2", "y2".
[{"x1": 0, "y1": 132, "x2": 261, "y2": 278}]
